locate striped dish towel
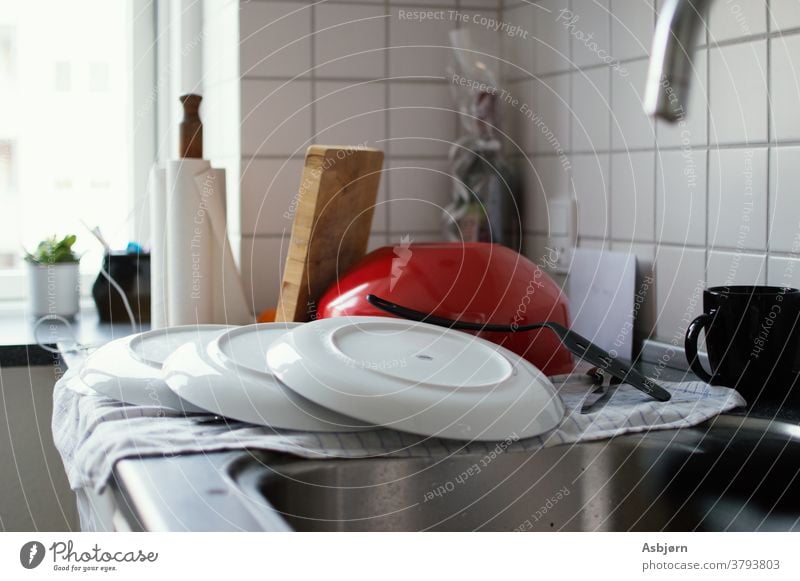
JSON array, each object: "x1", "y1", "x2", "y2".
[{"x1": 52, "y1": 360, "x2": 746, "y2": 493}]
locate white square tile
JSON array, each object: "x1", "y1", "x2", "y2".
[
  {"x1": 707, "y1": 250, "x2": 766, "y2": 286},
  {"x1": 521, "y1": 155, "x2": 572, "y2": 233},
  {"x1": 534, "y1": 73, "x2": 571, "y2": 154},
  {"x1": 571, "y1": 153, "x2": 610, "y2": 238},
  {"x1": 460, "y1": 10, "x2": 502, "y2": 63},
  {"x1": 611, "y1": 0, "x2": 655, "y2": 60},
  {"x1": 768, "y1": 146, "x2": 800, "y2": 253},
  {"x1": 388, "y1": 82, "x2": 457, "y2": 156},
  {"x1": 315, "y1": 81, "x2": 387, "y2": 150},
  {"x1": 239, "y1": 1, "x2": 312, "y2": 78},
  {"x1": 769, "y1": 0, "x2": 800, "y2": 31},
  {"x1": 656, "y1": 149, "x2": 707, "y2": 246},
  {"x1": 240, "y1": 236, "x2": 288, "y2": 313},
  {"x1": 534, "y1": 0, "x2": 573, "y2": 74},
  {"x1": 656, "y1": 49, "x2": 708, "y2": 148},
  {"x1": 368, "y1": 233, "x2": 389, "y2": 253},
  {"x1": 654, "y1": 245, "x2": 706, "y2": 342},
  {"x1": 387, "y1": 231, "x2": 446, "y2": 245},
  {"x1": 770, "y1": 34, "x2": 800, "y2": 142},
  {"x1": 569, "y1": 0, "x2": 611, "y2": 68},
  {"x1": 571, "y1": 67, "x2": 611, "y2": 152},
  {"x1": 577, "y1": 237, "x2": 609, "y2": 249},
  {"x1": 500, "y1": 80, "x2": 534, "y2": 154},
  {"x1": 612, "y1": 58, "x2": 656, "y2": 150},
  {"x1": 708, "y1": 0, "x2": 766, "y2": 42},
  {"x1": 709, "y1": 40, "x2": 768, "y2": 144},
  {"x1": 707, "y1": 147, "x2": 767, "y2": 250},
  {"x1": 460, "y1": 0, "x2": 496, "y2": 7},
  {"x1": 395, "y1": 0, "x2": 456, "y2": 5},
  {"x1": 767, "y1": 256, "x2": 800, "y2": 288},
  {"x1": 241, "y1": 80, "x2": 313, "y2": 156},
  {"x1": 611, "y1": 151, "x2": 655, "y2": 241},
  {"x1": 389, "y1": 6, "x2": 455, "y2": 78},
  {"x1": 315, "y1": 3, "x2": 387, "y2": 79},
  {"x1": 387, "y1": 159, "x2": 451, "y2": 233},
  {"x1": 524, "y1": 234, "x2": 551, "y2": 264},
  {"x1": 239, "y1": 158, "x2": 304, "y2": 236},
  {"x1": 502, "y1": 4, "x2": 537, "y2": 79}
]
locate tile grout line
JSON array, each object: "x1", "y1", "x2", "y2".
[
  {"x1": 310, "y1": 2, "x2": 317, "y2": 151},
  {"x1": 704, "y1": 11, "x2": 710, "y2": 286},
  {"x1": 607, "y1": 0, "x2": 613, "y2": 244},
  {"x1": 385, "y1": 0, "x2": 392, "y2": 239},
  {"x1": 765, "y1": 0, "x2": 772, "y2": 283}
]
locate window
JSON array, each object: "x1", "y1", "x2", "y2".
[
  {"x1": 0, "y1": 26, "x2": 14, "y2": 83},
  {"x1": 0, "y1": 0, "x2": 154, "y2": 288}
]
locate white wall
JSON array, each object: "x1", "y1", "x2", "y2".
[
  {"x1": 502, "y1": 0, "x2": 800, "y2": 345},
  {"x1": 203, "y1": 0, "x2": 800, "y2": 346},
  {"x1": 209, "y1": 0, "x2": 502, "y2": 313}
]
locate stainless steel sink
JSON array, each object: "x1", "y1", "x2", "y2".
[{"x1": 113, "y1": 414, "x2": 800, "y2": 531}]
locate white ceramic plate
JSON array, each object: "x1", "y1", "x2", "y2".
[
  {"x1": 80, "y1": 325, "x2": 230, "y2": 412},
  {"x1": 64, "y1": 373, "x2": 96, "y2": 396},
  {"x1": 162, "y1": 323, "x2": 370, "y2": 431},
  {"x1": 266, "y1": 316, "x2": 565, "y2": 441}
]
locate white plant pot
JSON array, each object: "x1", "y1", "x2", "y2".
[{"x1": 28, "y1": 262, "x2": 80, "y2": 318}]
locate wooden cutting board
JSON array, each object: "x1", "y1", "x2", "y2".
[{"x1": 275, "y1": 145, "x2": 384, "y2": 322}]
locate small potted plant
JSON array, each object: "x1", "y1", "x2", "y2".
[{"x1": 25, "y1": 234, "x2": 81, "y2": 318}]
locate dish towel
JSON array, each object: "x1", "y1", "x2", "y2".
[{"x1": 52, "y1": 355, "x2": 746, "y2": 494}]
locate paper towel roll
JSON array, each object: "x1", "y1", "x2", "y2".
[
  {"x1": 166, "y1": 159, "x2": 215, "y2": 325},
  {"x1": 148, "y1": 166, "x2": 168, "y2": 329},
  {"x1": 193, "y1": 167, "x2": 251, "y2": 324},
  {"x1": 162, "y1": 160, "x2": 252, "y2": 326}
]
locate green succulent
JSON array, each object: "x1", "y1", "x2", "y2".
[{"x1": 24, "y1": 234, "x2": 80, "y2": 265}]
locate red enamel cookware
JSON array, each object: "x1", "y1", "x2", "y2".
[{"x1": 316, "y1": 242, "x2": 574, "y2": 376}]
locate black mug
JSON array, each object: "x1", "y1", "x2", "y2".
[{"x1": 684, "y1": 286, "x2": 800, "y2": 402}]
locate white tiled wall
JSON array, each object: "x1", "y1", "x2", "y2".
[
  {"x1": 210, "y1": 0, "x2": 800, "y2": 342},
  {"x1": 220, "y1": 0, "x2": 500, "y2": 311},
  {"x1": 502, "y1": 0, "x2": 800, "y2": 344}
]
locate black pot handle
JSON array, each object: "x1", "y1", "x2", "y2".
[
  {"x1": 366, "y1": 294, "x2": 672, "y2": 402},
  {"x1": 685, "y1": 312, "x2": 714, "y2": 382}
]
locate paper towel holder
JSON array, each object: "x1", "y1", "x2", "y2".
[{"x1": 179, "y1": 94, "x2": 203, "y2": 159}]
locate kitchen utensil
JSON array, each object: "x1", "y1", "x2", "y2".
[
  {"x1": 92, "y1": 250, "x2": 150, "y2": 324},
  {"x1": 685, "y1": 286, "x2": 800, "y2": 402},
  {"x1": 366, "y1": 294, "x2": 672, "y2": 402},
  {"x1": 579, "y1": 372, "x2": 622, "y2": 415},
  {"x1": 266, "y1": 316, "x2": 565, "y2": 441},
  {"x1": 275, "y1": 145, "x2": 384, "y2": 322},
  {"x1": 445, "y1": 29, "x2": 519, "y2": 250},
  {"x1": 80, "y1": 325, "x2": 230, "y2": 411},
  {"x1": 162, "y1": 323, "x2": 369, "y2": 431},
  {"x1": 316, "y1": 242, "x2": 574, "y2": 376}
]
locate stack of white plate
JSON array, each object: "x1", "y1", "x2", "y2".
[{"x1": 72, "y1": 317, "x2": 565, "y2": 441}]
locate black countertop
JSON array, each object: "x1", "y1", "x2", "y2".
[{"x1": 0, "y1": 302, "x2": 143, "y2": 367}]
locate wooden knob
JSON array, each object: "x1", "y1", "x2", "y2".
[{"x1": 179, "y1": 94, "x2": 203, "y2": 159}]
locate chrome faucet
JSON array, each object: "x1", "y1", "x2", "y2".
[{"x1": 644, "y1": 0, "x2": 713, "y2": 122}]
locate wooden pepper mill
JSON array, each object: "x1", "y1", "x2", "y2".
[{"x1": 179, "y1": 94, "x2": 203, "y2": 159}]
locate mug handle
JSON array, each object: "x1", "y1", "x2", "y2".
[{"x1": 684, "y1": 312, "x2": 714, "y2": 382}]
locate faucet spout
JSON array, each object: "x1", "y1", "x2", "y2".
[{"x1": 644, "y1": 0, "x2": 713, "y2": 122}]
